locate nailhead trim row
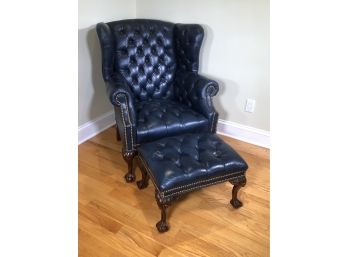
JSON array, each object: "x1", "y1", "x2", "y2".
[
  {"x1": 163, "y1": 174, "x2": 246, "y2": 198},
  {"x1": 116, "y1": 94, "x2": 134, "y2": 151},
  {"x1": 138, "y1": 154, "x2": 245, "y2": 199},
  {"x1": 162, "y1": 172, "x2": 244, "y2": 193},
  {"x1": 125, "y1": 98, "x2": 135, "y2": 147},
  {"x1": 116, "y1": 95, "x2": 129, "y2": 150}
]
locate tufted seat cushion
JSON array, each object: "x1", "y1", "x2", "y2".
[
  {"x1": 138, "y1": 133, "x2": 248, "y2": 197},
  {"x1": 136, "y1": 100, "x2": 209, "y2": 143}
]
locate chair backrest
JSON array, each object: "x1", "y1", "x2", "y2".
[{"x1": 97, "y1": 19, "x2": 178, "y2": 101}]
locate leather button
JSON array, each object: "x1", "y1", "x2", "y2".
[
  {"x1": 120, "y1": 48, "x2": 128, "y2": 55},
  {"x1": 119, "y1": 27, "x2": 126, "y2": 34},
  {"x1": 130, "y1": 56, "x2": 136, "y2": 64},
  {"x1": 128, "y1": 37, "x2": 135, "y2": 45},
  {"x1": 151, "y1": 47, "x2": 157, "y2": 55},
  {"x1": 136, "y1": 47, "x2": 143, "y2": 55}
]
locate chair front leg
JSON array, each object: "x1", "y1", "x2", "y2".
[{"x1": 122, "y1": 150, "x2": 136, "y2": 183}]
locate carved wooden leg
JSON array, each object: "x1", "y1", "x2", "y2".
[
  {"x1": 115, "y1": 125, "x2": 121, "y2": 141},
  {"x1": 230, "y1": 176, "x2": 247, "y2": 209},
  {"x1": 155, "y1": 191, "x2": 170, "y2": 233},
  {"x1": 122, "y1": 150, "x2": 136, "y2": 183},
  {"x1": 136, "y1": 159, "x2": 149, "y2": 189}
]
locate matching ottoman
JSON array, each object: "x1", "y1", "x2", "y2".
[{"x1": 136, "y1": 133, "x2": 249, "y2": 233}]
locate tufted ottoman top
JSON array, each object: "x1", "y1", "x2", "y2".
[{"x1": 138, "y1": 133, "x2": 248, "y2": 198}]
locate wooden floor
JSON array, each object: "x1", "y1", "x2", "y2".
[{"x1": 78, "y1": 127, "x2": 270, "y2": 257}]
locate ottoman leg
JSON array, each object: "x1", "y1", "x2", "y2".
[
  {"x1": 155, "y1": 191, "x2": 170, "y2": 233},
  {"x1": 230, "y1": 176, "x2": 247, "y2": 209},
  {"x1": 137, "y1": 160, "x2": 149, "y2": 189}
]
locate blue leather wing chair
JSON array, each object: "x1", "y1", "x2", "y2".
[{"x1": 96, "y1": 19, "x2": 219, "y2": 183}]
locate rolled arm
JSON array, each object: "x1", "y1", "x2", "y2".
[
  {"x1": 106, "y1": 75, "x2": 137, "y2": 152},
  {"x1": 175, "y1": 72, "x2": 219, "y2": 132}
]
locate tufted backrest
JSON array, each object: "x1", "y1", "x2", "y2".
[{"x1": 97, "y1": 19, "x2": 177, "y2": 101}]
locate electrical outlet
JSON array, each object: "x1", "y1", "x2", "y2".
[{"x1": 245, "y1": 99, "x2": 256, "y2": 113}]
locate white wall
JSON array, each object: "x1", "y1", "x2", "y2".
[
  {"x1": 78, "y1": 0, "x2": 269, "y2": 141},
  {"x1": 78, "y1": 0, "x2": 136, "y2": 126},
  {"x1": 136, "y1": 0, "x2": 270, "y2": 131}
]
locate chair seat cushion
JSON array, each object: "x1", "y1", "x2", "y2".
[
  {"x1": 136, "y1": 100, "x2": 209, "y2": 143},
  {"x1": 138, "y1": 133, "x2": 248, "y2": 197}
]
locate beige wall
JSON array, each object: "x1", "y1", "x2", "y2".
[
  {"x1": 137, "y1": 0, "x2": 269, "y2": 131},
  {"x1": 78, "y1": 0, "x2": 269, "y2": 131},
  {"x1": 78, "y1": 0, "x2": 136, "y2": 125}
]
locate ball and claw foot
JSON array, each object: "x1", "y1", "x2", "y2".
[
  {"x1": 230, "y1": 176, "x2": 246, "y2": 209},
  {"x1": 124, "y1": 172, "x2": 136, "y2": 183},
  {"x1": 156, "y1": 220, "x2": 169, "y2": 233},
  {"x1": 136, "y1": 179, "x2": 148, "y2": 189},
  {"x1": 230, "y1": 198, "x2": 243, "y2": 208}
]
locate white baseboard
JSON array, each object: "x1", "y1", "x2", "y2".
[
  {"x1": 78, "y1": 111, "x2": 115, "y2": 144},
  {"x1": 217, "y1": 119, "x2": 270, "y2": 148},
  {"x1": 78, "y1": 112, "x2": 270, "y2": 148}
]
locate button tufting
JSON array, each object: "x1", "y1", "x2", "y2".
[
  {"x1": 136, "y1": 100, "x2": 209, "y2": 143},
  {"x1": 138, "y1": 132, "x2": 248, "y2": 193}
]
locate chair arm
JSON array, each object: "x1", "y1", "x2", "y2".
[
  {"x1": 175, "y1": 72, "x2": 219, "y2": 132},
  {"x1": 106, "y1": 76, "x2": 137, "y2": 152}
]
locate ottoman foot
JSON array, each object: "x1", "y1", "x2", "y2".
[
  {"x1": 230, "y1": 198, "x2": 243, "y2": 208},
  {"x1": 230, "y1": 176, "x2": 247, "y2": 209},
  {"x1": 155, "y1": 191, "x2": 172, "y2": 233},
  {"x1": 122, "y1": 150, "x2": 136, "y2": 183},
  {"x1": 136, "y1": 180, "x2": 148, "y2": 189},
  {"x1": 156, "y1": 220, "x2": 169, "y2": 233}
]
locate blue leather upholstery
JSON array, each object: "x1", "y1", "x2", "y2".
[
  {"x1": 138, "y1": 133, "x2": 248, "y2": 197},
  {"x1": 136, "y1": 100, "x2": 209, "y2": 143},
  {"x1": 97, "y1": 19, "x2": 219, "y2": 150}
]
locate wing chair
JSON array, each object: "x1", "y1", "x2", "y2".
[{"x1": 96, "y1": 19, "x2": 219, "y2": 183}]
